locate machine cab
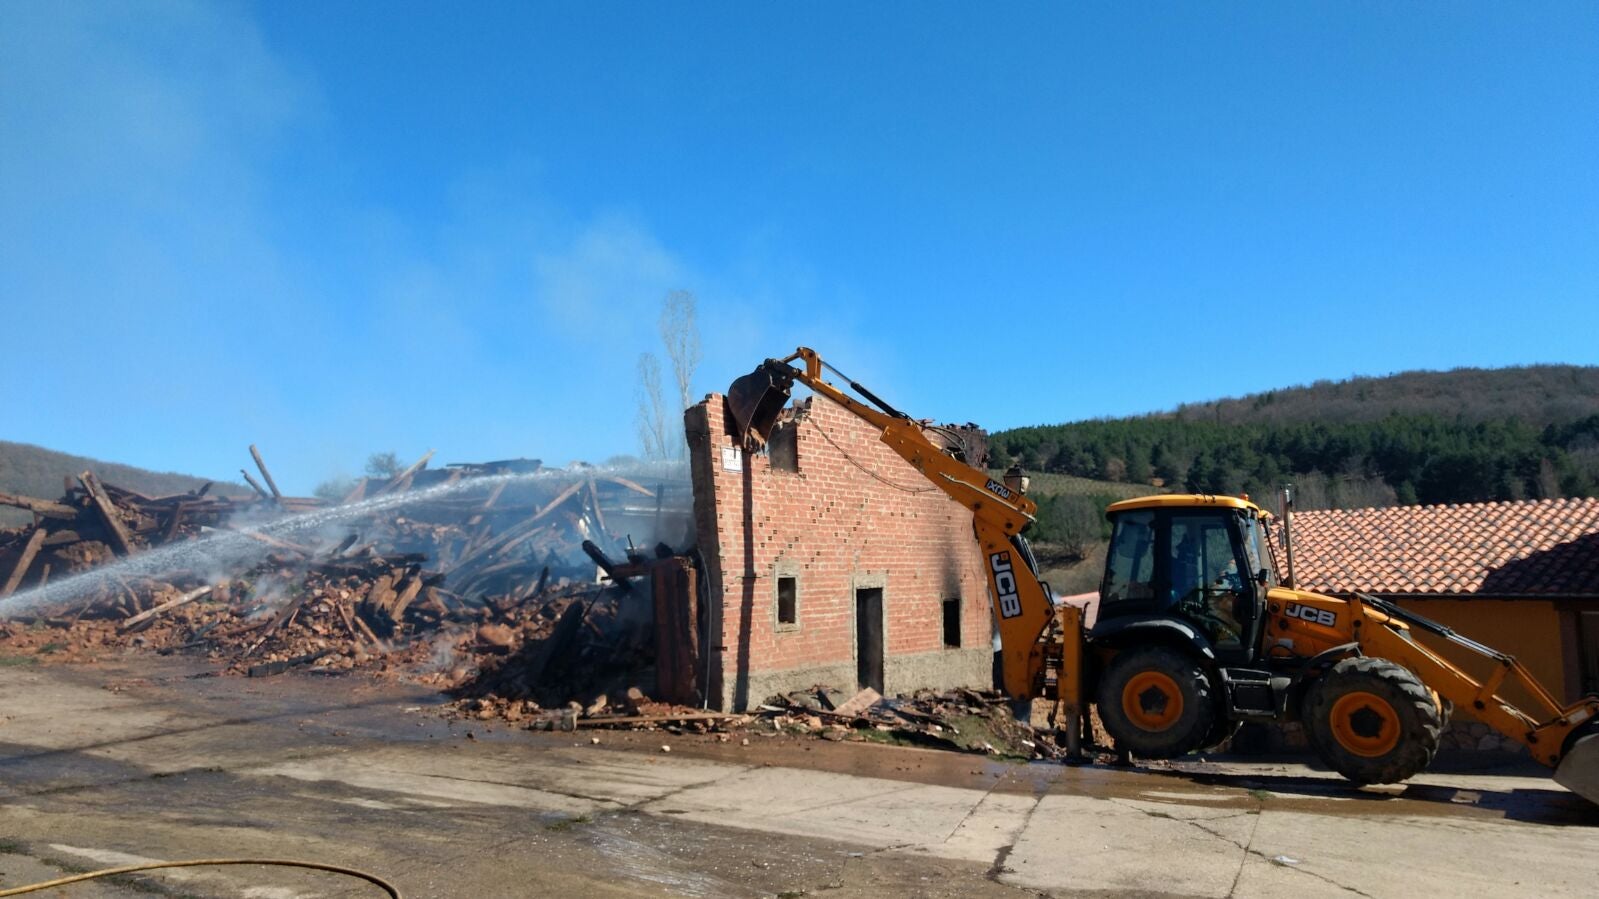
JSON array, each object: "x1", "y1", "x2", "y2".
[{"x1": 1096, "y1": 495, "x2": 1273, "y2": 665}]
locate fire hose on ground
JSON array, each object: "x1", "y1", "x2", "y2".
[{"x1": 0, "y1": 857, "x2": 402, "y2": 897}]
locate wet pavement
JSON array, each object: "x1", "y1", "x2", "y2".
[{"x1": 1, "y1": 655, "x2": 1596, "y2": 897}]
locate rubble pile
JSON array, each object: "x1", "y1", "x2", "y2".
[
  {"x1": 0, "y1": 464, "x2": 294, "y2": 595},
  {"x1": 451, "y1": 679, "x2": 1072, "y2": 761},
  {"x1": 769, "y1": 685, "x2": 1066, "y2": 760},
  {"x1": 0, "y1": 448, "x2": 695, "y2": 703}
]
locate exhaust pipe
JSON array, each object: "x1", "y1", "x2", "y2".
[{"x1": 1278, "y1": 484, "x2": 1297, "y2": 589}]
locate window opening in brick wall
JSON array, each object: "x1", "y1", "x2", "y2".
[
  {"x1": 768, "y1": 420, "x2": 799, "y2": 472},
  {"x1": 777, "y1": 576, "x2": 798, "y2": 626},
  {"x1": 942, "y1": 597, "x2": 962, "y2": 648}
]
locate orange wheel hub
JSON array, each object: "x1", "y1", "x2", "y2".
[
  {"x1": 1122, "y1": 671, "x2": 1184, "y2": 731},
  {"x1": 1329, "y1": 691, "x2": 1400, "y2": 757}
]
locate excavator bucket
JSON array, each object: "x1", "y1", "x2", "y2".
[
  {"x1": 1554, "y1": 727, "x2": 1599, "y2": 807},
  {"x1": 726, "y1": 362, "x2": 793, "y2": 447}
]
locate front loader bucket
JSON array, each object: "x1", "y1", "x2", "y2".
[
  {"x1": 1554, "y1": 729, "x2": 1599, "y2": 807},
  {"x1": 726, "y1": 363, "x2": 793, "y2": 447}
]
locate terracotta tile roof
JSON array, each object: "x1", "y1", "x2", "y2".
[{"x1": 1288, "y1": 497, "x2": 1599, "y2": 598}]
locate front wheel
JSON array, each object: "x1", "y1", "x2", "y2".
[
  {"x1": 1096, "y1": 645, "x2": 1217, "y2": 759},
  {"x1": 1302, "y1": 657, "x2": 1441, "y2": 785}
]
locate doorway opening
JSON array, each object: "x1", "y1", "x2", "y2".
[{"x1": 855, "y1": 586, "x2": 884, "y2": 694}]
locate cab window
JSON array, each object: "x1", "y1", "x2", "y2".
[
  {"x1": 1169, "y1": 512, "x2": 1247, "y2": 650},
  {"x1": 1102, "y1": 511, "x2": 1156, "y2": 606}
]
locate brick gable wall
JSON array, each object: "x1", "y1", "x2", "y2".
[{"x1": 686, "y1": 394, "x2": 992, "y2": 711}]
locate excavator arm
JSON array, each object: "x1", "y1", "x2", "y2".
[
  {"x1": 726, "y1": 347, "x2": 1060, "y2": 697},
  {"x1": 1344, "y1": 594, "x2": 1599, "y2": 800}
]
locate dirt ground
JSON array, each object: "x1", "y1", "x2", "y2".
[{"x1": 2, "y1": 653, "x2": 1596, "y2": 898}]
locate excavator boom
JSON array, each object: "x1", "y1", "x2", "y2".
[
  {"x1": 727, "y1": 348, "x2": 1059, "y2": 696},
  {"x1": 727, "y1": 346, "x2": 1599, "y2": 807}
]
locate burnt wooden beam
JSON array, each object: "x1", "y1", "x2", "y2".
[
  {"x1": 521, "y1": 600, "x2": 588, "y2": 687},
  {"x1": 466, "y1": 480, "x2": 508, "y2": 527},
  {"x1": 582, "y1": 540, "x2": 645, "y2": 590},
  {"x1": 0, "y1": 492, "x2": 78, "y2": 521},
  {"x1": 601, "y1": 475, "x2": 655, "y2": 497},
  {"x1": 378, "y1": 449, "x2": 436, "y2": 496},
  {"x1": 0, "y1": 527, "x2": 48, "y2": 597},
  {"x1": 340, "y1": 478, "x2": 369, "y2": 504},
  {"x1": 240, "y1": 469, "x2": 271, "y2": 500},
  {"x1": 79, "y1": 471, "x2": 135, "y2": 556},
  {"x1": 119, "y1": 585, "x2": 214, "y2": 632},
  {"x1": 586, "y1": 478, "x2": 610, "y2": 538},
  {"x1": 248, "y1": 445, "x2": 284, "y2": 500},
  {"x1": 161, "y1": 502, "x2": 188, "y2": 543}
]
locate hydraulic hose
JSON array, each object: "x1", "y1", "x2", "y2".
[{"x1": 0, "y1": 857, "x2": 401, "y2": 897}]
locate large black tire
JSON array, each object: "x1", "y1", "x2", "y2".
[
  {"x1": 1096, "y1": 645, "x2": 1218, "y2": 759},
  {"x1": 1301, "y1": 657, "x2": 1441, "y2": 785}
]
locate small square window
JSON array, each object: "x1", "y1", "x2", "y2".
[
  {"x1": 777, "y1": 576, "x2": 798, "y2": 626},
  {"x1": 942, "y1": 597, "x2": 961, "y2": 648}
]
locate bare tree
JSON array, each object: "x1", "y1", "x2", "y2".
[
  {"x1": 635, "y1": 352, "x2": 668, "y2": 460},
  {"x1": 659, "y1": 290, "x2": 701, "y2": 416}
]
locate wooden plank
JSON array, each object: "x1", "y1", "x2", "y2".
[
  {"x1": 119, "y1": 585, "x2": 214, "y2": 632},
  {"x1": 586, "y1": 478, "x2": 609, "y2": 537},
  {"x1": 79, "y1": 472, "x2": 135, "y2": 556},
  {"x1": 0, "y1": 492, "x2": 79, "y2": 520},
  {"x1": 466, "y1": 480, "x2": 508, "y2": 526},
  {"x1": 601, "y1": 476, "x2": 655, "y2": 497},
  {"x1": 351, "y1": 613, "x2": 389, "y2": 652},
  {"x1": 340, "y1": 478, "x2": 369, "y2": 504},
  {"x1": 160, "y1": 502, "x2": 188, "y2": 543},
  {"x1": 390, "y1": 572, "x2": 424, "y2": 621},
  {"x1": 445, "y1": 482, "x2": 583, "y2": 573},
  {"x1": 378, "y1": 449, "x2": 436, "y2": 496},
  {"x1": 242, "y1": 593, "x2": 308, "y2": 656},
  {"x1": 1, "y1": 527, "x2": 48, "y2": 597},
  {"x1": 248, "y1": 444, "x2": 284, "y2": 500},
  {"x1": 832, "y1": 687, "x2": 883, "y2": 718},
  {"x1": 332, "y1": 600, "x2": 362, "y2": 642},
  {"x1": 240, "y1": 470, "x2": 271, "y2": 500}
]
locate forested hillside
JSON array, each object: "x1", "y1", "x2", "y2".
[
  {"x1": 0, "y1": 440, "x2": 242, "y2": 525},
  {"x1": 993, "y1": 365, "x2": 1599, "y2": 512}
]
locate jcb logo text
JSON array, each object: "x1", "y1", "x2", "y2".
[
  {"x1": 990, "y1": 551, "x2": 1022, "y2": 618},
  {"x1": 1285, "y1": 603, "x2": 1337, "y2": 627}
]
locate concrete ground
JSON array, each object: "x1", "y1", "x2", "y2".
[{"x1": 1, "y1": 656, "x2": 1596, "y2": 898}]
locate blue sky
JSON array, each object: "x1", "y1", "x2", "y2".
[{"x1": 3, "y1": 2, "x2": 1596, "y2": 494}]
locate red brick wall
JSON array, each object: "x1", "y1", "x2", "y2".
[{"x1": 686, "y1": 394, "x2": 991, "y2": 709}]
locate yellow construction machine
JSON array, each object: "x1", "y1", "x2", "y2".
[{"x1": 727, "y1": 347, "x2": 1599, "y2": 804}]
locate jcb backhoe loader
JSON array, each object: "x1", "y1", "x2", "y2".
[{"x1": 726, "y1": 347, "x2": 1599, "y2": 804}]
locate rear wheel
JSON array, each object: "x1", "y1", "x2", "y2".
[
  {"x1": 1096, "y1": 645, "x2": 1217, "y2": 758},
  {"x1": 1302, "y1": 657, "x2": 1441, "y2": 785}
]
